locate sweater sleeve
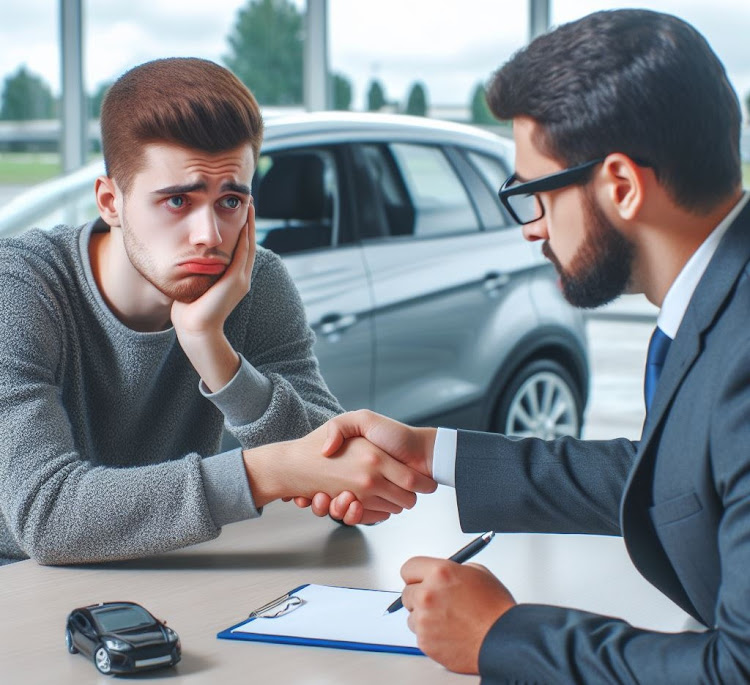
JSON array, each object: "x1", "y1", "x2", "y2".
[
  {"x1": 0, "y1": 268, "x2": 228, "y2": 565},
  {"x1": 208, "y1": 249, "x2": 344, "y2": 448}
]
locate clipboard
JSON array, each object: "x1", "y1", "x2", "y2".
[{"x1": 217, "y1": 583, "x2": 423, "y2": 656}]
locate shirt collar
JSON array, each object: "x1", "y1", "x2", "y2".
[{"x1": 657, "y1": 191, "x2": 750, "y2": 339}]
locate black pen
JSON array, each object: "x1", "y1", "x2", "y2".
[{"x1": 384, "y1": 531, "x2": 496, "y2": 614}]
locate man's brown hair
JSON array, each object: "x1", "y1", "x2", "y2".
[{"x1": 100, "y1": 57, "x2": 264, "y2": 193}]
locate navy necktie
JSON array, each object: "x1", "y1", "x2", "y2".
[{"x1": 644, "y1": 326, "x2": 672, "y2": 411}]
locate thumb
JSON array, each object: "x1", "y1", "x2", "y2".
[{"x1": 321, "y1": 411, "x2": 371, "y2": 456}]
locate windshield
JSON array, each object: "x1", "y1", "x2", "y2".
[{"x1": 91, "y1": 605, "x2": 155, "y2": 633}]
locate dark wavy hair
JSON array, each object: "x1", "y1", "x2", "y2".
[
  {"x1": 487, "y1": 10, "x2": 741, "y2": 212},
  {"x1": 101, "y1": 58, "x2": 263, "y2": 193}
]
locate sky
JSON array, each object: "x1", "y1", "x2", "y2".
[{"x1": 1, "y1": 0, "x2": 750, "y2": 119}]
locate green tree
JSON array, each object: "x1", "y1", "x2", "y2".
[
  {"x1": 224, "y1": 0, "x2": 303, "y2": 105},
  {"x1": 0, "y1": 65, "x2": 55, "y2": 120},
  {"x1": 405, "y1": 82, "x2": 428, "y2": 116},
  {"x1": 470, "y1": 82, "x2": 496, "y2": 125},
  {"x1": 332, "y1": 73, "x2": 352, "y2": 111},
  {"x1": 89, "y1": 81, "x2": 112, "y2": 119},
  {"x1": 367, "y1": 79, "x2": 386, "y2": 111}
]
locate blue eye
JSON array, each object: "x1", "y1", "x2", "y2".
[
  {"x1": 166, "y1": 196, "x2": 185, "y2": 209},
  {"x1": 219, "y1": 196, "x2": 241, "y2": 210}
]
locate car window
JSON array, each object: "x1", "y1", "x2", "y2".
[
  {"x1": 359, "y1": 144, "x2": 413, "y2": 238},
  {"x1": 467, "y1": 151, "x2": 509, "y2": 195},
  {"x1": 460, "y1": 149, "x2": 513, "y2": 229},
  {"x1": 253, "y1": 149, "x2": 339, "y2": 255},
  {"x1": 389, "y1": 143, "x2": 479, "y2": 237},
  {"x1": 91, "y1": 605, "x2": 154, "y2": 632}
]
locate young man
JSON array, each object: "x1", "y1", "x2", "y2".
[
  {"x1": 308, "y1": 10, "x2": 750, "y2": 683},
  {"x1": 0, "y1": 58, "x2": 434, "y2": 566}
]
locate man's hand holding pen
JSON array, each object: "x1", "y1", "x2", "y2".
[{"x1": 401, "y1": 558, "x2": 516, "y2": 674}]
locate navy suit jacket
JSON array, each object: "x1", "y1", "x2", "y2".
[{"x1": 456, "y1": 200, "x2": 750, "y2": 684}]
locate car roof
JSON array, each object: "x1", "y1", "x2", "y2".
[
  {"x1": 261, "y1": 111, "x2": 514, "y2": 157},
  {"x1": 85, "y1": 601, "x2": 147, "y2": 614}
]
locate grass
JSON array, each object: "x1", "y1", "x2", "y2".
[
  {"x1": 0, "y1": 152, "x2": 62, "y2": 184},
  {"x1": 743, "y1": 162, "x2": 750, "y2": 189}
]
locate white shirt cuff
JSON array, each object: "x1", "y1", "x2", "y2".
[{"x1": 432, "y1": 427, "x2": 457, "y2": 487}]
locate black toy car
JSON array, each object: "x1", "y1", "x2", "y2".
[{"x1": 65, "y1": 601, "x2": 181, "y2": 675}]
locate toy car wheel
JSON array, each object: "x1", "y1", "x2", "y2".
[
  {"x1": 65, "y1": 628, "x2": 78, "y2": 654},
  {"x1": 94, "y1": 646, "x2": 112, "y2": 675}
]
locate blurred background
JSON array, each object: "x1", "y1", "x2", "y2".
[
  {"x1": 0, "y1": 0, "x2": 748, "y2": 203},
  {"x1": 0, "y1": 0, "x2": 749, "y2": 634}
]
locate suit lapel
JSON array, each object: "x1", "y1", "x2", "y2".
[
  {"x1": 627, "y1": 201, "x2": 750, "y2": 484},
  {"x1": 620, "y1": 201, "x2": 750, "y2": 619}
]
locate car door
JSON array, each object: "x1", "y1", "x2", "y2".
[
  {"x1": 253, "y1": 145, "x2": 374, "y2": 411},
  {"x1": 73, "y1": 612, "x2": 97, "y2": 656},
  {"x1": 356, "y1": 141, "x2": 538, "y2": 426}
]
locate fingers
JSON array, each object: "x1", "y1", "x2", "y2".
[
  {"x1": 400, "y1": 556, "x2": 442, "y2": 585},
  {"x1": 341, "y1": 500, "x2": 365, "y2": 525},
  {"x1": 311, "y1": 492, "x2": 332, "y2": 516},
  {"x1": 293, "y1": 496, "x2": 312, "y2": 508},
  {"x1": 375, "y1": 454, "x2": 437, "y2": 498},
  {"x1": 242, "y1": 206, "x2": 256, "y2": 281},
  {"x1": 329, "y1": 491, "x2": 357, "y2": 519},
  {"x1": 322, "y1": 410, "x2": 378, "y2": 456},
  {"x1": 358, "y1": 509, "x2": 390, "y2": 525}
]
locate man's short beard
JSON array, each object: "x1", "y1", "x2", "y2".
[
  {"x1": 120, "y1": 210, "x2": 220, "y2": 304},
  {"x1": 542, "y1": 188, "x2": 635, "y2": 309}
]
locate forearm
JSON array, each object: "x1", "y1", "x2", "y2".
[
  {"x1": 3, "y1": 450, "x2": 221, "y2": 565},
  {"x1": 456, "y1": 431, "x2": 637, "y2": 535},
  {"x1": 178, "y1": 330, "x2": 241, "y2": 394},
  {"x1": 481, "y1": 604, "x2": 728, "y2": 684}
]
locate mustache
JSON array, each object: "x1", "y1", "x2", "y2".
[{"x1": 541, "y1": 240, "x2": 563, "y2": 272}]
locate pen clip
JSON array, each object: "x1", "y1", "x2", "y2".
[{"x1": 249, "y1": 593, "x2": 305, "y2": 619}]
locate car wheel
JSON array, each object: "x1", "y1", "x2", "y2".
[
  {"x1": 492, "y1": 359, "x2": 582, "y2": 438},
  {"x1": 94, "y1": 646, "x2": 112, "y2": 675},
  {"x1": 65, "y1": 628, "x2": 78, "y2": 654}
]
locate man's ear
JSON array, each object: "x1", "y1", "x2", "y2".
[
  {"x1": 599, "y1": 154, "x2": 647, "y2": 221},
  {"x1": 95, "y1": 176, "x2": 122, "y2": 227}
]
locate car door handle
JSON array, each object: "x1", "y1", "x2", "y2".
[
  {"x1": 316, "y1": 313, "x2": 358, "y2": 336},
  {"x1": 483, "y1": 271, "x2": 510, "y2": 292}
]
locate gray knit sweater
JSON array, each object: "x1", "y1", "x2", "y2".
[{"x1": 0, "y1": 220, "x2": 342, "y2": 564}]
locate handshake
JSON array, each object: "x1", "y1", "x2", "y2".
[{"x1": 241, "y1": 410, "x2": 439, "y2": 525}]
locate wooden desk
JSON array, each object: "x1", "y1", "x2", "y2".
[{"x1": 0, "y1": 486, "x2": 689, "y2": 684}]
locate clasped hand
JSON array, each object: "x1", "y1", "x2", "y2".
[{"x1": 286, "y1": 410, "x2": 437, "y2": 525}]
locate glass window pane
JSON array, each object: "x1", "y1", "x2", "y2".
[
  {"x1": 253, "y1": 149, "x2": 338, "y2": 255},
  {"x1": 467, "y1": 151, "x2": 508, "y2": 195},
  {"x1": 390, "y1": 143, "x2": 478, "y2": 237}
]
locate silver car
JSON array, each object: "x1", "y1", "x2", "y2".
[{"x1": 253, "y1": 112, "x2": 588, "y2": 438}]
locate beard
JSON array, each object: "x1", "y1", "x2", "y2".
[
  {"x1": 120, "y1": 212, "x2": 222, "y2": 304},
  {"x1": 542, "y1": 188, "x2": 635, "y2": 308}
]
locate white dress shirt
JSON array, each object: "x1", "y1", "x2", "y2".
[{"x1": 431, "y1": 191, "x2": 750, "y2": 486}]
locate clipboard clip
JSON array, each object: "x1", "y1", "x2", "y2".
[{"x1": 248, "y1": 592, "x2": 306, "y2": 619}]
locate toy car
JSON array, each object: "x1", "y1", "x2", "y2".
[{"x1": 65, "y1": 601, "x2": 181, "y2": 675}]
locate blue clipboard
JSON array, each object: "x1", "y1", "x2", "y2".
[{"x1": 217, "y1": 583, "x2": 423, "y2": 656}]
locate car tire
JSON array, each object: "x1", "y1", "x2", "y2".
[
  {"x1": 65, "y1": 628, "x2": 78, "y2": 654},
  {"x1": 94, "y1": 646, "x2": 112, "y2": 675},
  {"x1": 491, "y1": 359, "x2": 583, "y2": 439}
]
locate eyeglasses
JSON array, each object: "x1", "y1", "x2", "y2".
[{"x1": 497, "y1": 158, "x2": 605, "y2": 225}]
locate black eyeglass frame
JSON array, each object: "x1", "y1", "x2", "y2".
[
  {"x1": 497, "y1": 156, "x2": 651, "y2": 225},
  {"x1": 497, "y1": 158, "x2": 605, "y2": 225}
]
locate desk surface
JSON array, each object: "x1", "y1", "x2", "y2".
[{"x1": 0, "y1": 486, "x2": 689, "y2": 684}]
